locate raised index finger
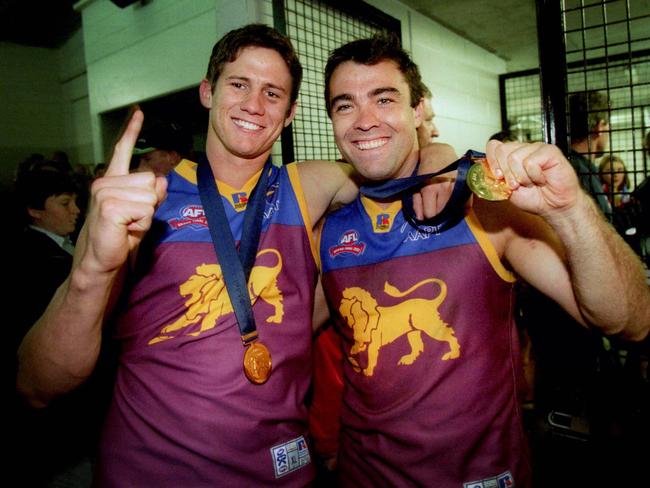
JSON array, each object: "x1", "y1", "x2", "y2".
[{"x1": 105, "y1": 108, "x2": 144, "y2": 177}]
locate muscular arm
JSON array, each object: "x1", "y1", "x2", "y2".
[
  {"x1": 17, "y1": 111, "x2": 167, "y2": 406},
  {"x1": 17, "y1": 257, "x2": 124, "y2": 407},
  {"x1": 484, "y1": 141, "x2": 650, "y2": 341},
  {"x1": 541, "y1": 191, "x2": 649, "y2": 338}
]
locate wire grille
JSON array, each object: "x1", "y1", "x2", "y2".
[
  {"x1": 563, "y1": 0, "x2": 650, "y2": 197},
  {"x1": 277, "y1": 0, "x2": 398, "y2": 162},
  {"x1": 501, "y1": 72, "x2": 545, "y2": 142}
]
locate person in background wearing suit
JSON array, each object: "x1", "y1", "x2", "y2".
[{"x1": 7, "y1": 167, "x2": 109, "y2": 488}]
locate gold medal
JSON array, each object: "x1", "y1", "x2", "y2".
[
  {"x1": 467, "y1": 158, "x2": 512, "y2": 201},
  {"x1": 243, "y1": 341, "x2": 272, "y2": 384}
]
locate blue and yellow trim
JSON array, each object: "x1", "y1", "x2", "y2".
[
  {"x1": 286, "y1": 162, "x2": 320, "y2": 271},
  {"x1": 466, "y1": 208, "x2": 516, "y2": 283}
]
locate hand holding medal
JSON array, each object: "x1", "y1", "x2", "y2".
[
  {"x1": 483, "y1": 140, "x2": 582, "y2": 217},
  {"x1": 467, "y1": 154, "x2": 512, "y2": 201}
]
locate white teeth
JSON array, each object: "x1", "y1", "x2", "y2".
[
  {"x1": 354, "y1": 139, "x2": 387, "y2": 150},
  {"x1": 233, "y1": 119, "x2": 262, "y2": 131}
]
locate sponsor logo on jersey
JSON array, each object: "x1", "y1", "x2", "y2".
[
  {"x1": 400, "y1": 221, "x2": 440, "y2": 241},
  {"x1": 497, "y1": 471, "x2": 515, "y2": 487},
  {"x1": 270, "y1": 435, "x2": 311, "y2": 478},
  {"x1": 329, "y1": 229, "x2": 366, "y2": 257},
  {"x1": 232, "y1": 191, "x2": 248, "y2": 210},
  {"x1": 464, "y1": 470, "x2": 515, "y2": 488},
  {"x1": 168, "y1": 204, "x2": 207, "y2": 229}
]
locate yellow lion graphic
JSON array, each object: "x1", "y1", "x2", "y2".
[
  {"x1": 339, "y1": 278, "x2": 460, "y2": 376},
  {"x1": 149, "y1": 248, "x2": 283, "y2": 345}
]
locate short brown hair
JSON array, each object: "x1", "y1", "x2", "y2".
[
  {"x1": 569, "y1": 90, "x2": 610, "y2": 141},
  {"x1": 205, "y1": 24, "x2": 303, "y2": 105},
  {"x1": 324, "y1": 33, "x2": 424, "y2": 115}
]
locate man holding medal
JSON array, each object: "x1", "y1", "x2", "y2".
[
  {"x1": 318, "y1": 35, "x2": 650, "y2": 487},
  {"x1": 15, "y1": 25, "x2": 450, "y2": 486}
]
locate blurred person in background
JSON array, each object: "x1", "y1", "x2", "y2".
[
  {"x1": 599, "y1": 154, "x2": 631, "y2": 208},
  {"x1": 132, "y1": 119, "x2": 192, "y2": 176},
  {"x1": 6, "y1": 167, "x2": 110, "y2": 488}
]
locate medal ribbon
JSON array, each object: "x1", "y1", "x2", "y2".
[
  {"x1": 197, "y1": 156, "x2": 271, "y2": 346},
  {"x1": 360, "y1": 150, "x2": 481, "y2": 232}
]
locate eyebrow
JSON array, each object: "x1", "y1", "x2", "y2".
[
  {"x1": 370, "y1": 87, "x2": 401, "y2": 98},
  {"x1": 330, "y1": 87, "x2": 402, "y2": 107},
  {"x1": 330, "y1": 93, "x2": 353, "y2": 107},
  {"x1": 225, "y1": 75, "x2": 288, "y2": 94}
]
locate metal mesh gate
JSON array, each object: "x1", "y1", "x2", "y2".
[
  {"x1": 500, "y1": 69, "x2": 545, "y2": 142},
  {"x1": 273, "y1": 0, "x2": 400, "y2": 163},
  {"x1": 563, "y1": 0, "x2": 650, "y2": 194}
]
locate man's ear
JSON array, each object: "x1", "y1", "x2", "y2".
[
  {"x1": 199, "y1": 79, "x2": 213, "y2": 109},
  {"x1": 284, "y1": 101, "x2": 298, "y2": 128},
  {"x1": 413, "y1": 97, "x2": 424, "y2": 128},
  {"x1": 595, "y1": 119, "x2": 609, "y2": 135},
  {"x1": 27, "y1": 207, "x2": 42, "y2": 222}
]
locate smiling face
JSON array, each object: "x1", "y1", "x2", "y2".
[
  {"x1": 199, "y1": 46, "x2": 297, "y2": 168},
  {"x1": 328, "y1": 60, "x2": 422, "y2": 181}
]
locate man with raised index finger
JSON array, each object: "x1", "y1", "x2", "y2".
[{"x1": 317, "y1": 34, "x2": 650, "y2": 487}]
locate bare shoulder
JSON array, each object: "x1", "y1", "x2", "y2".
[
  {"x1": 420, "y1": 143, "x2": 458, "y2": 166},
  {"x1": 294, "y1": 160, "x2": 358, "y2": 227},
  {"x1": 295, "y1": 160, "x2": 352, "y2": 178}
]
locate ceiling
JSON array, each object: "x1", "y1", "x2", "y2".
[
  {"x1": 0, "y1": 0, "x2": 539, "y2": 69},
  {"x1": 0, "y1": 0, "x2": 80, "y2": 48},
  {"x1": 400, "y1": 0, "x2": 539, "y2": 71}
]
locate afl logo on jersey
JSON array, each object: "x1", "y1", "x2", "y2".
[
  {"x1": 329, "y1": 229, "x2": 366, "y2": 257},
  {"x1": 168, "y1": 204, "x2": 208, "y2": 229}
]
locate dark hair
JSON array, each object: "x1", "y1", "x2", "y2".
[
  {"x1": 489, "y1": 130, "x2": 519, "y2": 143},
  {"x1": 205, "y1": 24, "x2": 303, "y2": 105},
  {"x1": 568, "y1": 90, "x2": 610, "y2": 141},
  {"x1": 324, "y1": 33, "x2": 424, "y2": 114},
  {"x1": 15, "y1": 167, "x2": 78, "y2": 214}
]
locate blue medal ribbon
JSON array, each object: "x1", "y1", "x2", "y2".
[
  {"x1": 197, "y1": 156, "x2": 271, "y2": 345},
  {"x1": 359, "y1": 150, "x2": 481, "y2": 232}
]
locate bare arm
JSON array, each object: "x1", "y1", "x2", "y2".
[
  {"x1": 297, "y1": 160, "x2": 359, "y2": 226},
  {"x1": 17, "y1": 111, "x2": 167, "y2": 406},
  {"x1": 542, "y1": 191, "x2": 649, "y2": 338},
  {"x1": 485, "y1": 141, "x2": 650, "y2": 341},
  {"x1": 298, "y1": 143, "x2": 458, "y2": 227}
]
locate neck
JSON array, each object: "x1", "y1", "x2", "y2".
[
  {"x1": 570, "y1": 139, "x2": 596, "y2": 161},
  {"x1": 394, "y1": 150, "x2": 419, "y2": 179},
  {"x1": 205, "y1": 137, "x2": 270, "y2": 188}
]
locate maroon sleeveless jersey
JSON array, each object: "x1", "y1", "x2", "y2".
[{"x1": 320, "y1": 197, "x2": 531, "y2": 487}]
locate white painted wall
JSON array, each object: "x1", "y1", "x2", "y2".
[
  {"x1": 77, "y1": 0, "x2": 266, "y2": 161},
  {"x1": 0, "y1": 30, "x2": 90, "y2": 187},
  {"x1": 0, "y1": 43, "x2": 65, "y2": 185},
  {"x1": 58, "y1": 30, "x2": 93, "y2": 167},
  {"x1": 368, "y1": 0, "x2": 507, "y2": 155}
]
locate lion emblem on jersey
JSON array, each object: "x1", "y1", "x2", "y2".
[
  {"x1": 339, "y1": 278, "x2": 459, "y2": 376},
  {"x1": 148, "y1": 248, "x2": 283, "y2": 345}
]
